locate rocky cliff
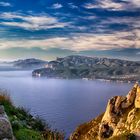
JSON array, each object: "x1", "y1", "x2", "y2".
[
  {"x1": 0, "y1": 105, "x2": 14, "y2": 140},
  {"x1": 70, "y1": 82, "x2": 140, "y2": 140}
]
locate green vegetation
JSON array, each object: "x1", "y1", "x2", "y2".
[
  {"x1": 32, "y1": 55, "x2": 140, "y2": 82},
  {"x1": 0, "y1": 90, "x2": 64, "y2": 140},
  {"x1": 15, "y1": 129, "x2": 44, "y2": 140}
]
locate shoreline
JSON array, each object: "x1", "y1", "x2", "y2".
[{"x1": 32, "y1": 75, "x2": 139, "y2": 84}]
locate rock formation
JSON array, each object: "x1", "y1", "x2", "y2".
[
  {"x1": 70, "y1": 82, "x2": 140, "y2": 140},
  {"x1": 0, "y1": 105, "x2": 14, "y2": 140},
  {"x1": 135, "y1": 85, "x2": 140, "y2": 108}
]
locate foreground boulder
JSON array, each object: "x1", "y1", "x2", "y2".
[
  {"x1": 70, "y1": 82, "x2": 140, "y2": 140},
  {"x1": 0, "y1": 106, "x2": 14, "y2": 140}
]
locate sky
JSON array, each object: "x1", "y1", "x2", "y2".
[{"x1": 0, "y1": 0, "x2": 140, "y2": 61}]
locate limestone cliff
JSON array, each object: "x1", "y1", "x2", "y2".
[
  {"x1": 0, "y1": 105, "x2": 14, "y2": 140},
  {"x1": 70, "y1": 82, "x2": 140, "y2": 140}
]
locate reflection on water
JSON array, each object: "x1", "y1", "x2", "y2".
[{"x1": 0, "y1": 71, "x2": 133, "y2": 137}]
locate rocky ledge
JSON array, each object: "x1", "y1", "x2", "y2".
[
  {"x1": 70, "y1": 82, "x2": 140, "y2": 140},
  {"x1": 0, "y1": 105, "x2": 14, "y2": 140}
]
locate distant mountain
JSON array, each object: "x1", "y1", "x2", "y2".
[
  {"x1": 32, "y1": 55, "x2": 140, "y2": 82},
  {"x1": 0, "y1": 62, "x2": 17, "y2": 71},
  {"x1": 12, "y1": 58, "x2": 48, "y2": 70}
]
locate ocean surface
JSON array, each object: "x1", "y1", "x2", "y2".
[{"x1": 0, "y1": 71, "x2": 133, "y2": 137}]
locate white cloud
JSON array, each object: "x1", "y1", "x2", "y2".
[
  {"x1": 122, "y1": 0, "x2": 140, "y2": 7},
  {"x1": 84, "y1": 0, "x2": 124, "y2": 10},
  {"x1": 84, "y1": 3, "x2": 98, "y2": 9},
  {"x1": 0, "y1": 30, "x2": 139, "y2": 51},
  {"x1": 51, "y1": 3, "x2": 63, "y2": 9},
  {"x1": 83, "y1": 0, "x2": 140, "y2": 11},
  {"x1": 1, "y1": 21, "x2": 68, "y2": 30},
  {"x1": 68, "y1": 3, "x2": 78, "y2": 9},
  {"x1": 136, "y1": 52, "x2": 140, "y2": 55},
  {"x1": 0, "y1": 2, "x2": 12, "y2": 7},
  {"x1": 0, "y1": 12, "x2": 70, "y2": 30},
  {"x1": 100, "y1": 16, "x2": 140, "y2": 29}
]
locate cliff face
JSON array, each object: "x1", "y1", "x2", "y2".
[
  {"x1": 70, "y1": 83, "x2": 140, "y2": 140},
  {"x1": 0, "y1": 105, "x2": 14, "y2": 140}
]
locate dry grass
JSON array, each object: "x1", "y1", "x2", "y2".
[
  {"x1": 0, "y1": 89, "x2": 65, "y2": 140},
  {"x1": 0, "y1": 89, "x2": 12, "y2": 105}
]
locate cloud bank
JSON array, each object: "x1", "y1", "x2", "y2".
[
  {"x1": 83, "y1": 0, "x2": 140, "y2": 11},
  {"x1": 0, "y1": 12, "x2": 70, "y2": 30},
  {"x1": 0, "y1": 0, "x2": 139, "y2": 60}
]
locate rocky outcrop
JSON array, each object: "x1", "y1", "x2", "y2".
[
  {"x1": 0, "y1": 106, "x2": 14, "y2": 140},
  {"x1": 135, "y1": 86, "x2": 140, "y2": 108},
  {"x1": 70, "y1": 82, "x2": 140, "y2": 140}
]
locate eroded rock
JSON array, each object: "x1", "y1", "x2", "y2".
[
  {"x1": 0, "y1": 106, "x2": 14, "y2": 140},
  {"x1": 135, "y1": 86, "x2": 140, "y2": 108},
  {"x1": 70, "y1": 82, "x2": 140, "y2": 140}
]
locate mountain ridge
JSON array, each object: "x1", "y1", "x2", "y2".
[
  {"x1": 0, "y1": 58, "x2": 48, "y2": 70},
  {"x1": 32, "y1": 55, "x2": 140, "y2": 82}
]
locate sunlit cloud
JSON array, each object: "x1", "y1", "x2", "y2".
[
  {"x1": 83, "y1": 0, "x2": 140, "y2": 11},
  {"x1": 0, "y1": 0, "x2": 139, "y2": 60},
  {"x1": 0, "y1": 30, "x2": 139, "y2": 51},
  {"x1": 122, "y1": 0, "x2": 140, "y2": 7},
  {"x1": 84, "y1": 0, "x2": 124, "y2": 10},
  {"x1": 51, "y1": 3, "x2": 63, "y2": 9},
  {"x1": 100, "y1": 16, "x2": 140, "y2": 29},
  {"x1": 0, "y1": 12, "x2": 70, "y2": 30}
]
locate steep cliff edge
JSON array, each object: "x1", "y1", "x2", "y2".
[{"x1": 70, "y1": 83, "x2": 140, "y2": 140}]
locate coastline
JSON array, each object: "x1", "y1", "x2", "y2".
[{"x1": 32, "y1": 75, "x2": 139, "y2": 84}]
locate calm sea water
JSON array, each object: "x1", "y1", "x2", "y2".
[{"x1": 0, "y1": 71, "x2": 133, "y2": 137}]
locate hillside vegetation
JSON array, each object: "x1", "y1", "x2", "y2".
[
  {"x1": 0, "y1": 90, "x2": 64, "y2": 140},
  {"x1": 33, "y1": 55, "x2": 140, "y2": 82}
]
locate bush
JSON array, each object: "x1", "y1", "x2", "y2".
[
  {"x1": 15, "y1": 128, "x2": 44, "y2": 140},
  {"x1": 0, "y1": 90, "x2": 64, "y2": 140},
  {"x1": 35, "y1": 118, "x2": 46, "y2": 131},
  {"x1": 0, "y1": 90, "x2": 12, "y2": 105}
]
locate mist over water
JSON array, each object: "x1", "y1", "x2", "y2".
[{"x1": 0, "y1": 71, "x2": 133, "y2": 137}]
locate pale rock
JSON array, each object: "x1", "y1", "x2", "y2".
[
  {"x1": 70, "y1": 83, "x2": 140, "y2": 140},
  {"x1": 0, "y1": 106, "x2": 14, "y2": 140},
  {"x1": 135, "y1": 86, "x2": 140, "y2": 108}
]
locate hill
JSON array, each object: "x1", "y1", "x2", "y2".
[
  {"x1": 32, "y1": 55, "x2": 140, "y2": 82},
  {"x1": 12, "y1": 58, "x2": 48, "y2": 70}
]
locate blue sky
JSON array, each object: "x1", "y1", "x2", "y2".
[{"x1": 0, "y1": 0, "x2": 140, "y2": 60}]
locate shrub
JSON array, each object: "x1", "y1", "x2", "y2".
[
  {"x1": 0, "y1": 90, "x2": 64, "y2": 140},
  {"x1": 0, "y1": 90, "x2": 12, "y2": 105},
  {"x1": 15, "y1": 128, "x2": 44, "y2": 140},
  {"x1": 31, "y1": 116, "x2": 46, "y2": 131}
]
